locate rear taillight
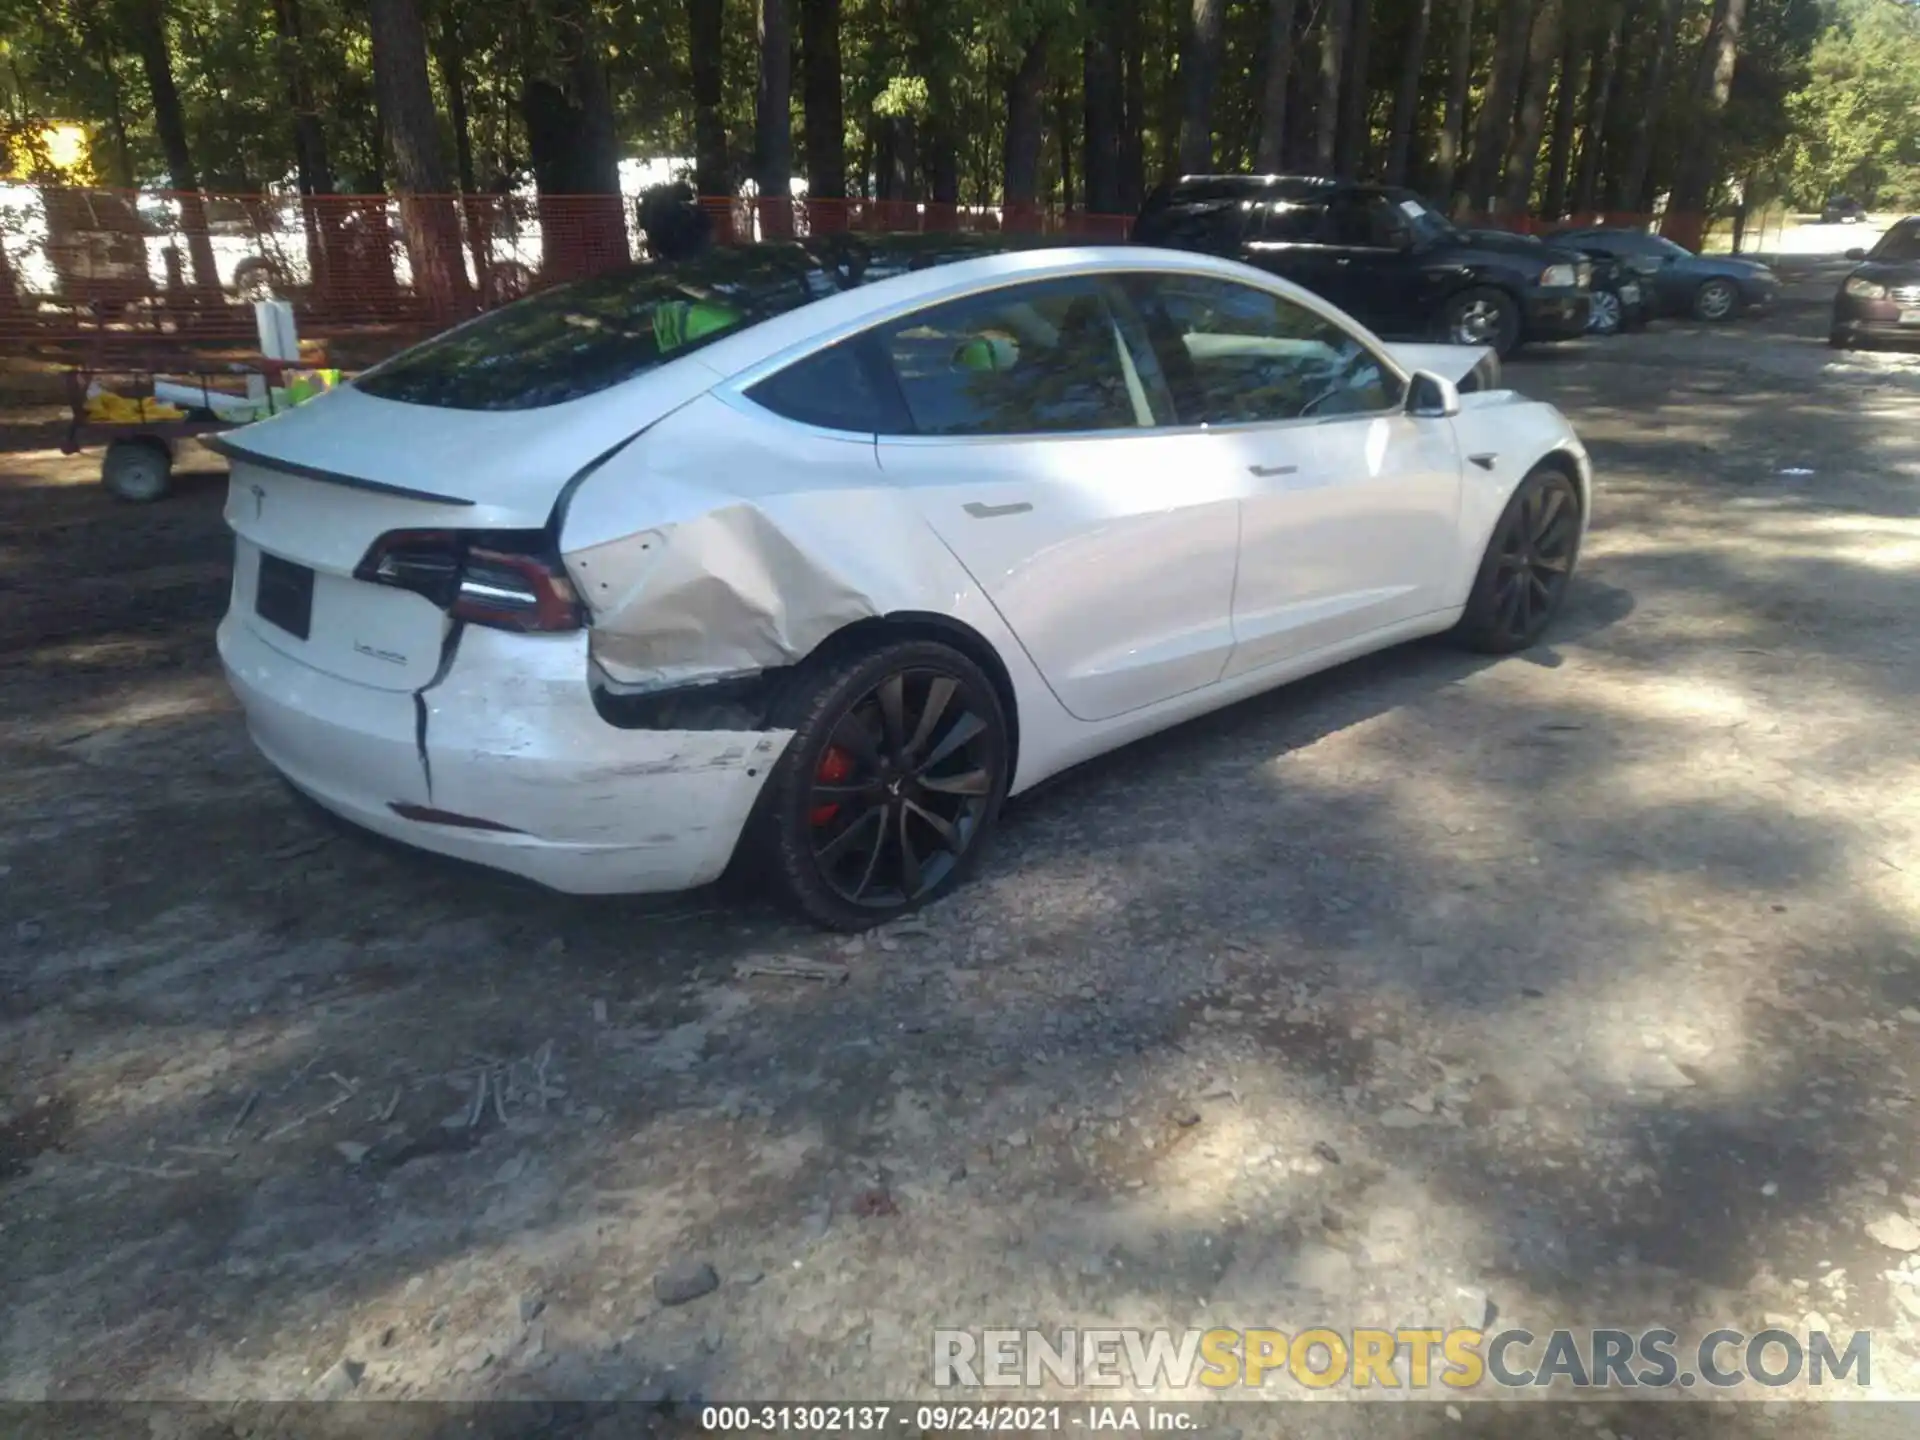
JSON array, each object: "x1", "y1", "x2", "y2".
[{"x1": 355, "y1": 529, "x2": 582, "y2": 633}]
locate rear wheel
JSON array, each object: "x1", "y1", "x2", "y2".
[
  {"x1": 1829, "y1": 328, "x2": 1855, "y2": 351},
  {"x1": 1442, "y1": 286, "x2": 1523, "y2": 357},
  {"x1": 101, "y1": 438, "x2": 172, "y2": 503},
  {"x1": 756, "y1": 639, "x2": 1011, "y2": 931},
  {"x1": 1693, "y1": 278, "x2": 1739, "y2": 322},
  {"x1": 1453, "y1": 465, "x2": 1582, "y2": 655}
]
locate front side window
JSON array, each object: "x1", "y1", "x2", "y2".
[
  {"x1": 1127, "y1": 275, "x2": 1404, "y2": 426},
  {"x1": 876, "y1": 278, "x2": 1162, "y2": 437},
  {"x1": 1325, "y1": 192, "x2": 1410, "y2": 250},
  {"x1": 1870, "y1": 221, "x2": 1920, "y2": 264}
]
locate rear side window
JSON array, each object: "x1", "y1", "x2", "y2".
[
  {"x1": 877, "y1": 278, "x2": 1154, "y2": 437},
  {"x1": 1135, "y1": 204, "x2": 1245, "y2": 255},
  {"x1": 1257, "y1": 201, "x2": 1327, "y2": 244},
  {"x1": 746, "y1": 340, "x2": 905, "y2": 433}
]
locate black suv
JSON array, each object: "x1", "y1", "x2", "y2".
[{"x1": 1132, "y1": 175, "x2": 1592, "y2": 357}]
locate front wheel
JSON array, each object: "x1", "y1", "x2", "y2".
[
  {"x1": 1587, "y1": 289, "x2": 1625, "y2": 336},
  {"x1": 1693, "y1": 278, "x2": 1739, "y2": 322},
  {"x1": 1441, "y1": 286, "x2": 1523, "y2": 357},
  {"x1": 1453, "y1": 465, "x2": 1583, "y2": 655},
  {"x1": 756, "y1": 638, "x2": 1011, "y2": 931}
]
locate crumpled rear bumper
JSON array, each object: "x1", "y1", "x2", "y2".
[{"x1": 220, "y1": 616, "x2": 791, "y2": 895}]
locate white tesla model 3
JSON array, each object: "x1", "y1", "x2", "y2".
[{"x1": 211, "y1": 235, "x2": 1591, "y2": 930}]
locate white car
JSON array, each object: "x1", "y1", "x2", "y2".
[{"x1": 211, "y1": 237, "x2": 1591, "y2": 930}]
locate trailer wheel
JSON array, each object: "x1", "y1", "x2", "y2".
[{"x1": 102, "y1": 438, "x2": 172, "y2": 503}]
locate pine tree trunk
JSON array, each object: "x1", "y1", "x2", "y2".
[
  {"x1": 687, "y1": 0, "x2": 730, "y2": 200},
  {"x1": 1083, "y1": 0, "x2": 1124, "y2": 213},
  {"x1": 1385, "y1": 0, "x2": 1434, "y2": 186},
  {"x1": 1335, "y1": 0, "x2": 1372, "y2": 179},
  {"x1": 1662, "y1": 0, "x2": 1745, "y2": 248},
  {"x1": 1498, "y1": 0, "x2": 1561, "y2": 215},
  {"x1": 522, "y1": 6, "x2": 626, "y2": 283},
  {"x1": 1462, "y1": 0, "x2": 1532, "y2": 214},
  {"x1": 1571, "y1": 0, "x2": 1628, "y2": 216},
  {"x1": 124, "y1": 0, "x2": 220, "y2": 294},
  {"x1": 1619, "y1": 0, "x2": 1684, "y2": 214},
  {"x1": 1004, "y1": 32, "x2": 1050, "y2": 217},
  {"x1": 1314, "y1": 0, "x2": 1352, "y2": 173},
  {"x1": 1253, "y1": 0, "x2": 1298, "y2": 173},
  {"x1": 83, "y1": 1, "x2": 136, "y2": 187},
  {"x1": 274, "y1": 0, "x2": 345, "y2": 298},
  {"x1": 433, "y1": 7, "x2": 475, "y2": 194},
  {"x1": 801, "y1": 0, "x2": 845, "y2": 217},
  {"x1": 369, "y1": 0, "x2": 473, "y2": 314},
  {"x1": 1118, "y1": 0, "x2": 1146, "y2": 209},
  {"x1": 1178, "y1": 0, "x2": 1225, "y2": 174},
  {"x1": 1433, "y1": 0, "x2": 1476, "y2": 205},
  {"x1": 756, "y1": 0, "x2": 794, "y2": 235},
  {"x1": 1539, "y1": 10, "x2": 1584, "y2": 218}
]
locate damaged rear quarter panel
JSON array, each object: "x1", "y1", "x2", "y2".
[
  {"x1": 557, "y1": 392, "x2": 1038, "y2": 703},
  {"x1": 423, "y1": 625, "x2": 787, "y2": 873}
]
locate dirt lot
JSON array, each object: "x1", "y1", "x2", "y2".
[{"x1": 5, "y1": 289, "x2": 1920, "y2": 1434}]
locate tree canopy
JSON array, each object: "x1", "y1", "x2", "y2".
[{"x1": 1, "y1": 0, "x2": 1914, "y2": 227}]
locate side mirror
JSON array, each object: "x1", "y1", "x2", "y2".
[
  {"x1": 1407, "y1": 371, "x2": 1461, "y2": 419},
  {"x1": 1845, "y1": 247, "x2": 1867, "y2": 261}
]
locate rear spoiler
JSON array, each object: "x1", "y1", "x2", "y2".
[{"x1": 201, "y1": 433, "x2": 476, "y2": 507}]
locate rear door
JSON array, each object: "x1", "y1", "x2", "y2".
[
  {"x1": 1241, "y1": 195, "x2": 1343, "y2": 305},
  {"x1": 872, "y1": 274, "x2": 1241, "y2": 723}
]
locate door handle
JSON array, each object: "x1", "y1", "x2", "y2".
[
  {"x1": 963, "y1": 501, "x2": 1033, "y2": 519},
  {"x1": 1248, "y1": 463, "x2": 1299, "y2": 478}
]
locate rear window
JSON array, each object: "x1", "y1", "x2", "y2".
[{"x1": 354, "y1": 247, "x2": 856, "y2": 411}]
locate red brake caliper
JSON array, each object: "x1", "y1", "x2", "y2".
[{"x1": 811, "y1": 745, "x2": 852, "y2": 827}]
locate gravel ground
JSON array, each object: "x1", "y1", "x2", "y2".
[{"x1": 5, "y1": 295, "x2": 1920, "y2": 1436}]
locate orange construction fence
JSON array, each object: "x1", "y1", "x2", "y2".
[{"x1": 0, "y1": 184, "x2": 1687, "y2": 359}]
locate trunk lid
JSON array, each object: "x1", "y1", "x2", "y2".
[{"x1": 217, "y1": 370, "x2": 717, "y2": 691}]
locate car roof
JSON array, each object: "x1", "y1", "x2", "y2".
[
  {"x1": 671, "y1": 243, "x2": 1390, "y2": 389},
  {"x1": 1157, "y1": 174, "x2": 1345, "y2": 205}
]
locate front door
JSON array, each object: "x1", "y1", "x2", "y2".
[
  {"x1": 1123, "y1": 271, "x2": 1464, "y2": 676},
  {"x1": 1317, "y1": 188, "x2": 1424, "y2": 335},
  {"x1": 871, "y1": 275, "x2": 1241, "y2": 724}
]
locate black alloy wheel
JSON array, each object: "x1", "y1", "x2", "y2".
[
  {"x1": 759, "y1": 639, "x2": 1009, "y2": 930},
  {"x1": 1454, "y1": 466, "x2": 1582, "y2": 655}
]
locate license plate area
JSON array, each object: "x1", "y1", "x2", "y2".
[
  {"x1": 255, "y1": 552, "x2": 316, "y2": 640},
  {"x1": 1900, "y1": 308, "x2": 1920, "y2": 327}
]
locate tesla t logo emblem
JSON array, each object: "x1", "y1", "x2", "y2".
[{"x1": 249, "y1": 483, "x2": 267, "y2": 518}]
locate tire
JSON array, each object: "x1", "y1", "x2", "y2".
[
  {"x1": 1441, "y1": 286, "x2": 1524, "y2": 357},
  {"x1": 1453, "y1": 465, "x2": 1583, "y2": 655},
  {"x1": 1829, "y1": 329, "x2": 1855, "y2": 351},
  {"x1": 101, "y1": 438, "x2": 172, "y2": 503},
  {"x1": 754, "y1": 638, "x2": 1011, "y2": 931},
  {"x1": 1693, "y1": 278, "x2": 1739, "y2": 322},
  {"x1": 1587, "y1": 288, "x2": 1625, "y2": 336},
  {"x1": 231, "y1": 257, "x2": 281, "y2": 303}
]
